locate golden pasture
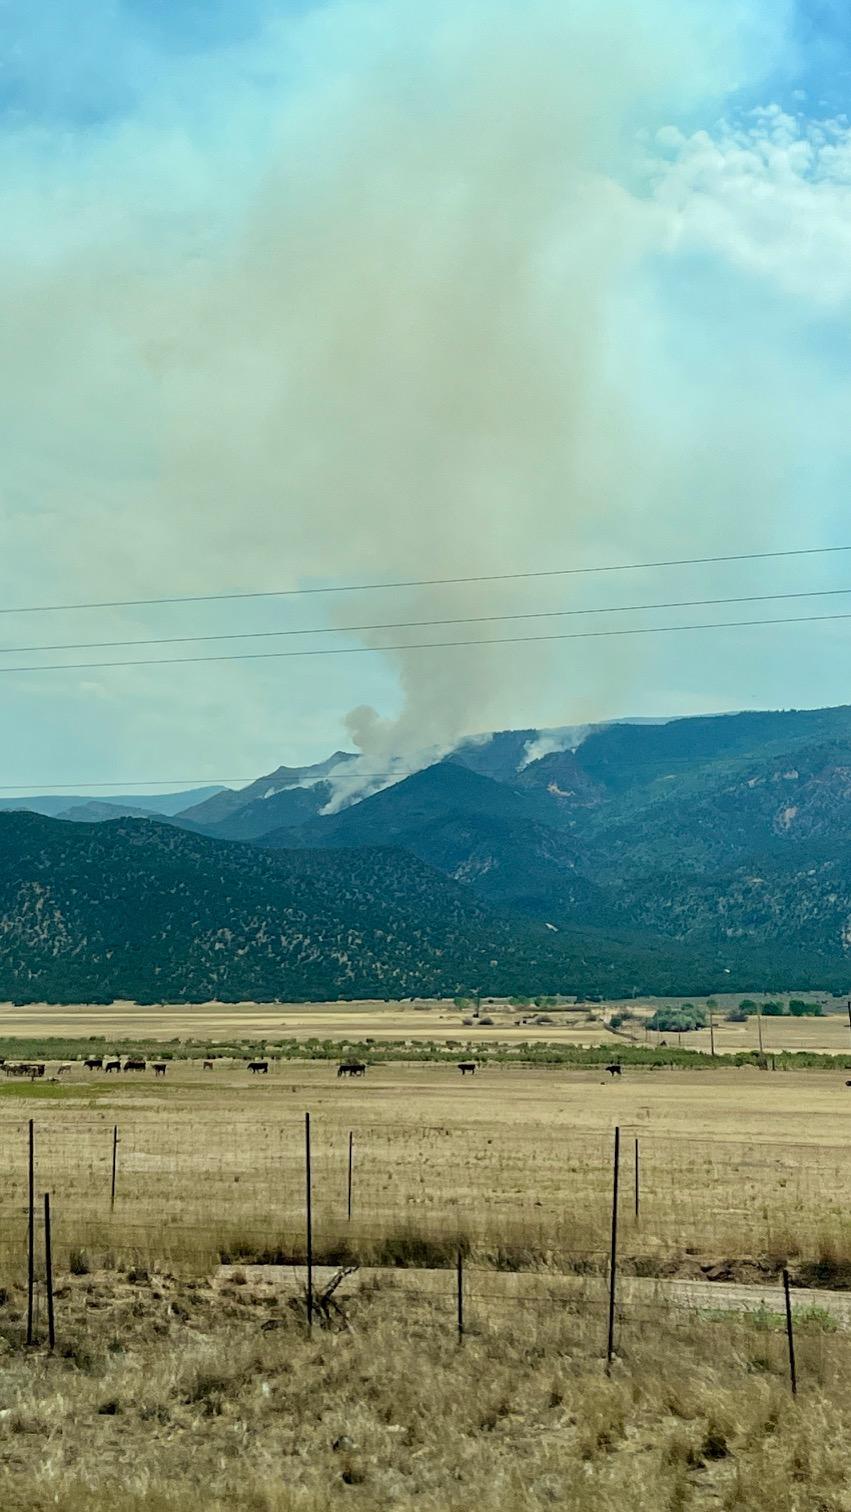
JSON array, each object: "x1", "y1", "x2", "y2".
[
  {"x1": 1, "y1": 1051, "x2": 850, "y2": 1278},
  {"x1": 1, "y1": 994, "x2": 849, "y2": 1053}
]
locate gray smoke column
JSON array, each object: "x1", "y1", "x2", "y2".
[{"x1": 0, "y1": 0, "x2": 793, "y2": 789}]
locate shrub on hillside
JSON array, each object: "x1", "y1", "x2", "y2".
[{"x1": 647, "y1": 1004, "x2": 708, "y2": 1033}]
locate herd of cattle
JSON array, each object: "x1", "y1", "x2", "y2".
[{"x1": 0, "y1": 1056, "x2": 628, "y2": 1081}]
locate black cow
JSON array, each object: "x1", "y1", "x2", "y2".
[
  {"x1": 248, "y1": 1060, "x2": 269, "y2": 1074},
  {"x1": 104, "y1": 1059, "x2": 121, "y2": 1073},
  {"x1": 84, "y1": 1057, "x2": 103, "y2": 1070},
  {"x1": 202, "y1": 1059, "x2": 214, "y2": 1071},
  {"x1": 337, "y1": 1062, "x2": 367, "y2": 1078},
  {"x1": 457, "y1": 1062, "x2": 477, "y2": 1076},
  {"x1": 153, "y1": 1063, "x2": 167, "y2": 1076},
  {"x1": 124, "y1": 1058, "x2": 146, "y2": 1072},
  {"x1": 605, "y1": 1064, "x2": 622, "y2": 1078}
]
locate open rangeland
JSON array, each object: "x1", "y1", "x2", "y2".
[
  {"x1": 2, "y1": 993, "x2": 850, "y2": 1054},
  {"x1": 1, "y1": 1019, "x2": 851, "y2": 1509},
  {"x1": 0, "y1": 1055, "x2": 849, "y2": 1280}
]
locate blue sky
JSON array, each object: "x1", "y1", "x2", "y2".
[{"x1": 2, "y1": 0, "x2": 851, "y2": 794}]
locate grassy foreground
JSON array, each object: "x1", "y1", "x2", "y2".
[{"x1": 1, "y1": 1267, "x2": 849, "y2": 1511}]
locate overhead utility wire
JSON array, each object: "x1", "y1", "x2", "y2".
[
  {"x1": 1, "y1": 608, "x2": 850, "y2": 675},
  {"x1": 3, "y1": 584, "x2": 851, "y2": 657},
  {"x1": 1, "y1": 544, "x2": 849, "y2": 616},
  {"x1": 0, "y1": 772, "x2": 431, "y2": 790}
]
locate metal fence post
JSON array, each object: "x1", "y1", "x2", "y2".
[
  {"x1": 347, "y1": 1131, "x2": 354, "y2": 1223},
  {"x1": 634, "y1": 1136, "x2": 640, "y2": 1221},
  {"x1": 305, "y1": 1112, "x2": 314, "y2": 1330},
  {"x1": 110, "y1": 1125, "x2": 118, "y2": 1212},
  {"x1": 606, "y1": 1126, "x2": 620, "y2": 1372},
  {"x1": 26, "y1": 1120, "x2": 35, "y2": 1346},
  {"x1": 44, "y1": 1194, "x2": 56, "y2": 1352},
  {"x1": 782, "y1": 1269, "x2": 797, "y2": 1396}
]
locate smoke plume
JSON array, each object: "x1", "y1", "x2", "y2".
[{"x1": 5, "y1": 0, "x2": 835, "y2": 792}]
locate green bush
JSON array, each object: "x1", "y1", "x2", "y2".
[
  {"x1": 788, "y1": 1000, "x2": 824, "y2": 1017},
  {"x1": 762, "y1": 1002, "x2": 786, "y2": 1016},
  {"x1": 647, "y1": 1004, "x2": 708, "y2": 1033}
]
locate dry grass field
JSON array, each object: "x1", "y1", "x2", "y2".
[
  {"x1": 1, "y1": 993, "x2": 850, "y2": 1053},
  {"x1": 1, "y1": 1008, "x2": 850, "y2": 1509},
  {"x1": 2, "y1": 1266, "x2": 851, "y2": 1512},
  {"x1": 1, "y1": 1055, "x2": 849, "y2": 1280}
]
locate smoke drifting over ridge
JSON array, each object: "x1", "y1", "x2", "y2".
[{"x1": 6, "y1": 0, "x2": 838, "y2": 789}]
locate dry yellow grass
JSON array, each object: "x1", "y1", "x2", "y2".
[
  {"x1": 0, "y1": 1266, "x2": 849, "y2": 1511},
  {"x1": 2, "y1": 994, "x2": 850, "y2": 1053},
  {"x1": 0, "y1": 1058, "x2": 849, "y2": 1279},
  {"x1": 0, "y1": 1019, "x2": 849, "y2": 1509}
]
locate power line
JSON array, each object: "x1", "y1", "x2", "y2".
[
  {"x1": 0, "y1": 772, "x2": 422, "y2": 790},
  {"x1": 2, "y1": 544, "x2": 849, "y2": 616},
  {"x1": 0, "y1": 607, "x2": 849, "y2": 676},
  {"x1": 3, "y1": 584, "x2": 851, "y2": 657}
]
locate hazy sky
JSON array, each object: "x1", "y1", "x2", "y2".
[{"x1": 2, "y1": 0, "x2": 851, "y2": 793}]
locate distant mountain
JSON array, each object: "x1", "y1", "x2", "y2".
[
  {"x1": 185, "y1": 781, "x2": 337, "y2": 843},
  {"x1": 13, "y1": 704, "x2": 851, "y2": 992},
  {"x1": 253, "y1": 704, "x2": 851, "y2": 982},
  {"x1": 58, "y1": 801, "x2": 157, "y2": 823},
  {"x1": 0, "y1": 785, "x2": 225, "y2": 819},
  {"x1": 264, "y1": 763, "x2": 602, "y2": 920},
  {"x1": 0, "y1": 811, "x2": 702, "y2": 1002},
  {"x1": 175, "y1": 752, "x2": 356, "y2": 831}
]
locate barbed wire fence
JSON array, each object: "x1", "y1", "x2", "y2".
[{"x1": 2, "y1": 1111, "x2": 849, "y2": 1391}]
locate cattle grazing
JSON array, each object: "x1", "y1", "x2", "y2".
[
  {"x1": 202, "y1": 1060, "x2": 214, "y2": 1071},
  {"x1": 337, "y1": 1061, "x2": 367, "y2": 1078},
  {"x1": 153, "y1": 1063, "x2": 167, "y2": 1077},
  {"x1": 3, "y1": 1062, "x2": 45, "y2": 1079},
  {"x1": 104, "y1": 1060, "x2": 121, "y2": 1073},
  {"x1": 846, "y1": 1080, "x2": 851, "y2": 1088},
  {"x1": 123, "y1": 1058, "x2": 146, "y2": 1072},
  {"x1": 605, "y1": 1064, "x2": 622, "y2": 1078},
  {"x1": 84, "y1": 1057, "x2": 103, "y2": 1070},
  {"x1": 248, "y1": 1060, "x2": 269, "y2": 1074},
  {"x1": 457, "y1": 1062, "x2": 477, "y2": 1076},
  {"x1": 56, "y1": 1064, "x2": 72, "y2": 1076}
]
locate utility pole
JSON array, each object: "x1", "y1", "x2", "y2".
[
  {"x1": 757, "y1": 1011, "x2": 765, "y2": 1058},
  {"x1": 708, "y1": 1003, "x2": 716, "y2": 1058}
]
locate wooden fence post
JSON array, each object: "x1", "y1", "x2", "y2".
[
  {"x1": 43, "y1": 1194, "x2": 55, "y2": 1352},
  {"x1": 26, "y1": 1120, "x2": 34, "y2": 1346},
  {"x1": 606, "y1": 1126, "x2": 620, "y2": 1372},
  {"x1": 456, "y1": 1248, "x2": 464, "y2": 1344}
]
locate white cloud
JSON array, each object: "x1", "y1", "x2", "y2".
[{"x1": 649, "y1": 106, "x2": 851, "y2": 305}]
